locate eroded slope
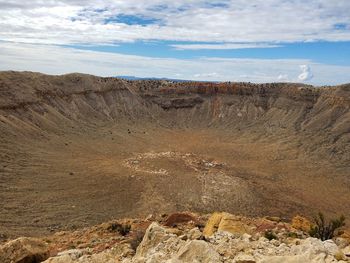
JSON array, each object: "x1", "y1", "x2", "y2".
[{"x1": 0, "y1": 71, "x2": 349, "y2": 239}]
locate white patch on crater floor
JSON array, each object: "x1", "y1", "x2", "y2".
[{"x1": 123, "y1": 151, "x2": 225, "y2": 175}]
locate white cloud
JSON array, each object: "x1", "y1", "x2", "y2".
[
  {"x1": 194, "y1": 72, "x2": 219, "y2": 78},
  {"x1": 0, "y1": 0, "x2": 349, "y2": 45},
  {"x1": 277, "y1": 74, "x2": 289, "y2": 82},
  {"x1": 0, "y1": 42, "x2": 349, "y2": 85},
  {"x1": 0, "y1": 1, "x2": 348, "y2": 86},
  {"x1": 298, "y1": 65, "x2": 314, "y2": 82},
  {"x1": 172, "y1": 43, "x2": 281, "y2": 50}
]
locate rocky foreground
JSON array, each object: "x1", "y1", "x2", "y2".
[{"x1": 1, "y1": 212, "x2": 350, "y2": 263}]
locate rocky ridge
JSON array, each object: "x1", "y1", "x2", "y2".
[
  {"x1": 1, "y1": 71, "x2": 349, "y2": 162},
  {"x1": 1, "y1": 212, "x2": 350, "y2": 263}
]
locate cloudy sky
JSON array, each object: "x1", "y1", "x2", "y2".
[{"x1": 0, "y1": 0, "x2": 350, "y2": 85}]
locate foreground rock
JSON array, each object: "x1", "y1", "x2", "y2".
[
  {"x1": 123, "y1": 222, "x2": 220, "y2": 263},
  {"x1": 2, "y1": 212, "x2": 350, "y2": 262},
  {"x1": 172, "y1": 240, "x2": 221, "y2": 263},
  {"x1": 203, "y1": 212, "x2": 253, "y2": 237},
  {"x1": 127, "y1": 221, "x2": 349, "y2": 262},
  {"x1": 44, "y1": 248, "x2": 128, "y2": 263},
  {"x1": 132, "y1": 222, "x2": 184, "y2": 262},
  {"x1": 0, "y1": 237, "x2": 49, "y2": 263}
]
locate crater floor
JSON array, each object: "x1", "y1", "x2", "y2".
[
  {"x1": 0, "y1": 72, "x2": 349, "y2": 239},
  {"x1": 1, "y1": 127, "x2": 349, "y2": 239}
]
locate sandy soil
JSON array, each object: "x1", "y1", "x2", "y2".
[{"x1": 1, "y1": 126, "x2": 349, "y2": 239}]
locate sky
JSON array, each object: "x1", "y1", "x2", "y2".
[{"x1": 0, "y1": 0, "x2": 350, "y2": 85}]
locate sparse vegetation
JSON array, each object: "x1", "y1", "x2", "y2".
[
  {"x1": 107, "y1": 223, "x2": 131, "y2": 236},
  {"x1": 195, "y1": 222, "x2": 205, "y2": 231},
  {"x1": 264, "y1": 230, "x2": 278, "y2": 240},
  {"x1": 287, "y1": 232, "x2": 299, "y2": 238},
  {"x1": 118, "y1": 224, "x2": 132, "y2": 236},
  {"x1": 308, "y1": 212, "x2": 345, "y2": 241}
]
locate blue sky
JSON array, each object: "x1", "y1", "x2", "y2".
[
  {"x1": 70, "y1": 41, "x2": 350, "y2": 66},
  {"x1": 0, "y1": 0, "x2": 350, "y2": 85}
]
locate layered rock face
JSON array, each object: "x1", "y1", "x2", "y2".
[
  {"x1": 0, "y1": 71, "x2": 349, "y2": 238},
  {"x1": 0, "y1": 72, "x2": 349, "y2": 130},
  {"x1": 1, "y1": 71, "x2": 349, "y2": 160}
]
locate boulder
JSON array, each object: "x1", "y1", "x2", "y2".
[
  {"x1": 57, "y1": 249, "x2": 84, "y2": 260},
  {"x1": 260, "y1": 254, "x2": 314, "y2": 263},
  {"x1": 290, "y1": 238, "x2": 341, "y2": 258},
  {"x1": 343, "y1": 245, "x2": 350, "y2": 257},
  {"x1": 234, "y1": 253, "x2": 256, "y2": 263},
  {"x1": 323, "y1": 240, "x2": 339, "y2": 256},
  {"x1": 203, "y1": 212, "x2": 223, "y2": 237},
  {"x1": 136, "y1": 222, "x2": 173, "y2": 258},
  {"x1": 171, "y1": 240, "x2": 221, "y2": 263},
  {"x1": 291, "y1": 215, "x2": 312, "y2": 233},
  {"x1": 203, "y1": 212, "x2": 251, "y2": 237},
  {"x1": 75, "y1": 249, "x2": 120, "y2": 263},
  {"x1": 241, "y1": 233, "x2": 252, "y2": 242},
  {"x1": 0, "y1": 237, "x2": 50, "y2": 263},
  {"x1": 45, "y1": 247, "x2": 128, "y2": 263},
  {"x1": 133, "y1": 222, "x2": 184, "y2": 262},
  {"x1": 334, "y1": 237, "x2": 350, "y2": 249},
  {"x1": 187, "y1": 227, "x2": 202, "y2": 240},
  {"x1": 43, "y1": 249, "x2": 84, "y2": 263},
  {"x1": 268, "y1": 238, "x2": 343, "y2": 263},
  {"x1": 334, "y1": 250, "x2": 347, "y2": 261},
  {"x1": 44, "y1": 254, "x2": 75, "y2": 263}
]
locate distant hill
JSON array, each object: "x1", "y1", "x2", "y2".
[{"x1": 116, "y1": 75, "x2": 201, "y2": 82}]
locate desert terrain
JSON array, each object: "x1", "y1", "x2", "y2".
[{"x1": 0, "y1": 71, "x2": 349, "y2": 240}]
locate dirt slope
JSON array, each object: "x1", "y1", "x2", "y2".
[{"x1": 0, "y1": 71, "x2": 349, "y2": 239}]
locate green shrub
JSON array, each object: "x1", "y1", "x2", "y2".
[
  {"x1": 287, "y1": 232, "x2": 299, "y2": 238},
  {"x1": 107, "y1": 223, "x2": 131, "y2": 236},
  {"x1": 264, "y1": 230, "x2": 278, "y2": 240},
  {"x1": 309, "y1": 212, "x2": 345, "y2": 241},
  {"x1": 118, "y1": 224, "x2": 131, "y2": 236}
]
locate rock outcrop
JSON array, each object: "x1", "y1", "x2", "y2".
[
  {"x1": 0, "y1": 212, "x2": 343, "y2": 263},
  {"x1": 203, "y1": 212, "x2": 253, "y2": 237},
  {"x1": 132, "y1": 222, "x2": 184, "y2": 262},
  {"x1": 0, "y1": 237, "x2": 49, "y2": 263},
  {"x1": 1, "y1": 71, "x2": 349, "y2": 160}
]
